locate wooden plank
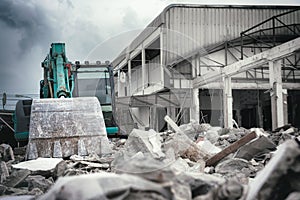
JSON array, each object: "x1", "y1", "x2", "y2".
[{"x1": 205, "y1": 131, "x2": 257, "y2": 166}]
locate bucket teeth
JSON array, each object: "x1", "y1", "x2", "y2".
[
  {"x1": 26, "y1": 97, "x2": 112, "y2": 160},
  {"x1": 78, "y1": 139, "x2": 87, "y2": 156},
  {"x1": 27, "y1": 142, "x2": 38, "y2": 160},
  {"x1": 53, "y1": 141, "x2": 63, "y2": 158}
]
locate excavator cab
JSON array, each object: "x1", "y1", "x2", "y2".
[{"x1": 73, "y1": 62, "x2": 118, "y2": 135}]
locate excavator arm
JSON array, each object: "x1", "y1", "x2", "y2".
[{"x1": 40, "y1": 43, "x2": 75, "y2": 98}]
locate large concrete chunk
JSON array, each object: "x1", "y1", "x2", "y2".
[
  {"x1": 234, "y1": 136, "x2": 277, "y2": 161},
  {"x1": 38, "y1": 172, "x2": 172, "y2": 200},
  {"x1": 12, "y1": 158, "x2": 65, "y2": 178},
  {"x1": 125, "y1": 129, "x2": 165, "y2": 159},
  {"x1": 246, "y1": 139, "x2": 300, "y2": 200},
  {"x1": 27, "y1": 97, "x2": 112, "y2": 159}
]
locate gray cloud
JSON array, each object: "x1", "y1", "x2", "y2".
[
  {"x1": 0, "y1": 0, "x2": 57, "y2": 94},
  {"x1": 0, "y1": 0, "x2": 299, "y2": 95},
  {"x1": 0, "y1": 0, "x2": 54, "y2": 53}
]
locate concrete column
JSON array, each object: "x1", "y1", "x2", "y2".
[
  {"x1": 269, "y1": 60, "x2": 284, "y2": 130},
  {"x1": 142, "y1": 48, "x2": 146, "y2": 91},
  {"x1": 283, "y1": 89, "x2": 288, "y2": 125},
  {"x1": 192, "y1": 57, "x2": 197, "y2": 78},
  {"x1": 160, "y1": 29, "x2": 165, "y2": 86},
  {"x1": 191, "y1": 88, "x2": 200, "y2": 123},
  {"x1": 128, "y1": 60, "x2": 132, "y2": 96},
  {"x1": 234, "y1": 91, "x2": 242, "y2": 126},
  {"x1": 117, "y1": 69, "x2": 120, "y2": 97},
  {"x1": 257, "y1": 91, "x2": 264, "y2": 128},
  {"x1": 196, "y1": 56, "x2": 201, "y2": 76},
  {"x1": 223, "y1": 76, "x2": 233, "y2": 128}
]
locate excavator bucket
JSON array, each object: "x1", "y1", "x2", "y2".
[{"x1": 26, "y1": 97, "x2": 112, "y2": 160}]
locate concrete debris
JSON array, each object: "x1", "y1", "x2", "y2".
[
  {"x1": 0, "y1": 162, "x2": 9, "y2": 183},
  {"x1": 285, "y1": 192, "x2": 300, "y2": 200},
  {"x1": 193, "y1": 179, "x2": 244, "y2": 200},
  {"x1": 204, "y1": 129, "x2": 220, "y2": 144},
  {"x1": 38, "y1": 172, "x2": 173, "y2": 200},
  {"x1": 269, "y1": 126, "x2": 299, "y2": 145},
  {"x1": 112, "y1": 151, "x2": 176, "y2": 182},
  {"x1": 0, "y1": 196, "x2": 34, "y2": 200},
  {"x1": 12, "y1": 158, "x2": 65, "y2": 178},
  {"x1": 124, "y1": 129, "x2": 165, "y2": 159},
  {"x1": 179, "y1": 121, "x2": 211, "y2": 140},
  {"x1": 206, "y1": 131, "x2": 257, "y2": 166},
  {"x1": 197, "y1": 139, "x2": 222, "y2": 156},
  {"x1": 176, "y1": 172, "x2": 226, "y2": 198},
  {"x1": 163, "y1": 131, "x2": 210, "y2": 162},
  {"x1": 26, "y1": 175, "x2": 53, "y2": 193},
  {"x1": 27, "y1": 188, "x2": 44, "y2": 196},
  {"x1": 246, "y1": 139, "x2": 300, "y2": 200},
  {"x1": 0, "y1": 144, "x2": 14, "y2": 163},
  {"x1": 1, "y1": 120, "x2": 299, "y2": 200},
  {"x1": 164, "y1": 116, "x2": 210, "y2": 162},
  {"x1": 3, "y1": 169, "x2": 31, "y2": 188},
  {"x1": 234, "y1": 135, "x2": 277, "y2": 161}
]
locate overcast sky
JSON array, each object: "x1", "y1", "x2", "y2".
[{"x1": 0, "y1": 0, "x2": 299, "y2": 95}]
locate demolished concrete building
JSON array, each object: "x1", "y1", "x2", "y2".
[{"x1": 112, "y1": 4, "x2": 300, "y2": 134}]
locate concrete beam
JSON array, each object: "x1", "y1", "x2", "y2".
[
  {"x1": 199, "y1": 82, "x2": 300, "y2": 90},
  {"x1": 193, "y1": 37, "x2": 300, "y2": 88},
  {"x1": 142, "y1": 48, "x2": 146, "y2": 91}
]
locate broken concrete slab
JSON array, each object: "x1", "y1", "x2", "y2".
[
  {"x1": 234, "y1": 136, "x2": 277, "y2": 161},
  {"x1": 112, "y1": 151, "x2": 175, "y2": 183},
  {"x1": 125, "y1": 129, "x2": 165, "y2": 159},
  {"x1": 3, "y1": 169, "x2": 30, "y2": 188},
  {"x1": 12, "y1": 158, "x2": 65, "y2": 178},
  {"x1": 38, "y1": 172, "x2": 173, "y2": 200},
  {"x1": 164, "y1": 116, "x2": 210, "y2": 162},
  {"x1": 0, "y1": 196, "x2": 35, "y2": 200},
  {"x1": 163, "y1": 131, "x2": 210, "y2": 162},
  {"x1": 246, "y1": 139, "x2": 300, "y2": 200}
]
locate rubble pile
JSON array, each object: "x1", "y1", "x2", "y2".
[{"x1": 0, "y1": 122, "x2": 299, "y2": 200}]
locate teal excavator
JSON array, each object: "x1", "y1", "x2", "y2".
[{"x1": 13, "y1": 43, "x2": 118, "y2": 159}]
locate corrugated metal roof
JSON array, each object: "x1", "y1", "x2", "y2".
[{"x1": 112, "y1": 4, "x2": 300, "y2": 67}]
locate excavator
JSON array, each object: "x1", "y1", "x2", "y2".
[{"x1": 13, "y1": 43, "x2": 118, "y2": 159}]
